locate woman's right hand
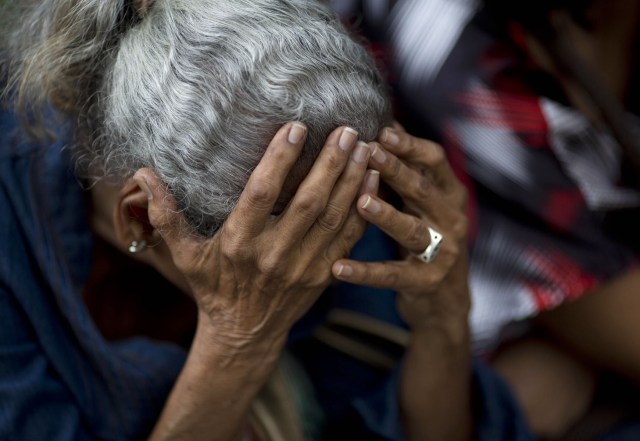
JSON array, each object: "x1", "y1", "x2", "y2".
[
  {"x1": 139, "y1": 122, "x2": 376, "y2": 440},
  {"x1": 133, "y1": 122, "x2": 375, "y2": 358}
]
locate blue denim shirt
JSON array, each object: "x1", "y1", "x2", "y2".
[{"x1": 0, "y1": 107, "x2": 533, "y2": 440}]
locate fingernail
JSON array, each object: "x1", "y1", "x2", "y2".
[
  {"x1": 364, "y1": 170, "x2": 380, "y2": 193},
  {"x1": 336, "y1": 264, "x2": 353, "y2": 277},
  {"x1": 371, "y1": 144, "x2": 386, "y2": 164},
  {"x1": 339, "y1": 127, "x2": 359, "y2": 151},
  {"x1": 288, "y1": 123, "x2": 307, "y2": 144},
  {"x1": 135, "y1": 174, "x2": 153, "y2": 200},
  {"x1": 361, "y1": 195, "x2": 381, "y2": 213},
  {"x1": 352, "y1": 141, "x2": 371, "y2": 164},
  {"x1": 382, "y1": 128, "x2": 400, "y2": 147}
]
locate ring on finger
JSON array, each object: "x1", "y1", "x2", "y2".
[{"x1": 410, "y1": 226, "x2": 443, "y2": 263}]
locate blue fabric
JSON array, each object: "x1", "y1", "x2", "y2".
[
  {"x1": 0, "y1": 105, "x2": 534, "y2": 440},
  {"x1": 0, "y1": 109, "x2": 187, "y2": 441}
]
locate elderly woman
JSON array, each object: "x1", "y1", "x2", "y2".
[{"x1": 0, "y1": 0, "x2": 531, "y2": 440}]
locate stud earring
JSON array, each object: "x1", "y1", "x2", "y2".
[{"x1": 128, "y1": 240, "x2": 147, "y2": 254}]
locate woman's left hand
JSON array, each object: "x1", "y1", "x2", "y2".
[
  {"x1": 331, "y1": 124, "x2": 470, "y2": 331},
  {"x1": 331, "y1": 124, "x2": 473, "y2": 440}
]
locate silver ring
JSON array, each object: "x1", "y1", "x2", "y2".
[{"x1": 411, "y1": 227, "x2": 443, "y2": 263}]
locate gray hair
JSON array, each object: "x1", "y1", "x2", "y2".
[{"x1": 2, "y1": 0, "x2": 391, "y2": 236}]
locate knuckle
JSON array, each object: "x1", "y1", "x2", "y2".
[
  {"x1": 386, "y1": 155, "x2": 403, "y2": 180},
  {"x1": 341, "y1": 218, "x2": 366, "y2": 245},
  {"x1": 407, "y1": 220, "x2": 429, "y2": 249},
  {"x1": 293, "y1": 191, "x2": 324, "y2": 219},
  {"x1": 220, "y1": 219, "x2": 242, "y2": 240},
  {"x1": 414, "y1": 176, "x2": 434, "y2": 201},
  {"x1": 267, "y1": 144, "x2": 290, "y2": 163},
  {"x1": 407, "y1": 135, "x2": 420, "y2": 155},
  {"x1": 246, "y1": 178, "x2": 278, "y2": 208},
  {"x1": 218, "y1": 225, "x2": 250, "y2": 257},
  {"x1": 317, "y1": 203, "x2": 346, "y2": 233},
  {"x1": 426, "y1": 142, "x2": 446, "y2": 167},
  {"x1": 221, "y1": 238, "x2": 251, "y2": 262},
  {"x1": 451, "y1": 215, "x2": 469, "y2": 240},
  {"x1": 326, "y1": 150, "x2": 345, "y2": 172},
  {"x1": 305, "y1": 269, "x2": 332, "y2": 291},
  {"x1": 257, "y1": 252, "x2": 283, "y2": 275},
  {"x1": 377, "y1": 269, "x2": 401, "y2": 287}
]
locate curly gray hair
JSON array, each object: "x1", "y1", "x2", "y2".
[{"x1": 1, "y1": 0, "x2": 391, "y2": 235}]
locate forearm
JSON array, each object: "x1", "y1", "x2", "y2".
[
  {"x1": 401, "y1": 317, "x2": 473, "y2": 441},
  {"x1": 149, "y1": 313, "x2": 285, "y2": 441}
]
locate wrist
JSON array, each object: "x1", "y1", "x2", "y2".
[
  {"x1": 399, "y1": 277, "x2": 471, "y2": 338},
  {"x1": 192, "y1": 310, "x2": 286, "y2": 372},
  {"x1": 410, "y1": 315, "x2": 470, "y2": 350},
  {"x1": 402, "y1": 317, "x2": 473, "y2": 441},
  {"x1": 149, "y1": 315, "x2": 282, "y2": 441}
]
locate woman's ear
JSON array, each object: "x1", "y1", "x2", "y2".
[
  {"x1": 113, "y1": 169, "x2": 193, "y2": 295},
  {"x1": 113, "y1": 177, "x2": 159, "y2": 256}
]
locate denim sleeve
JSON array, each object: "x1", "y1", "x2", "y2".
[
  {"x1": 0, "y1": 288, "x2": 93, "y2": 441},
  {"x1": 351, "y1": 361, "x2": 535, "y2": 441}
]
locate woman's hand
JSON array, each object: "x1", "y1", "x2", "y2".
[
  {"x1": 331, "y1": 124, "x2": 473, "y2": 441},
  {"x1": 135, "y1": 122, "x2": 375, "y2": 356},
  {"x1": 332, "y1": 123, "x2": 470, "y2": 331},
  {"x1": 139, "y1": 122, "x2": 376, "y2": 441}
]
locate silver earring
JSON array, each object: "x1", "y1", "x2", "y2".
[{"x1": 128, "y1": 240, "x2": 147, "y2": 254}]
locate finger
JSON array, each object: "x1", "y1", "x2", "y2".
[
  {"x1": 367, "y1": 148, "x2": 454, "y2": 223},
  {"x1": 333, "y1": 259, "x2": 441, "y2": 291},
  {"x1": 378, "y1": 126, "x2": 457, "y2": 192},
  {"x1": 359, "y1": 169, "x2": 380, "y2": 197},
  {"x1": 133, "y1": 167, "x2": 202, "y2": 257},
  {"x1": 280, "y1": 126, "x2": 360, "y2": 239},
  {"x1": 230, "y1": 122, "x2": 308, "y2": 238},
  {"x1": 304, "y1": 140, "x2": 372, "y2": 245},
  {"x1": 326, "y1": 204, "x2": 369, "y2": 262},
  {"x1": 356, "y1": 193, "x2": 441, "y2": 255},
  {"x1": 321, "y1": 169, "x2": 378, "y2": 262}
]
